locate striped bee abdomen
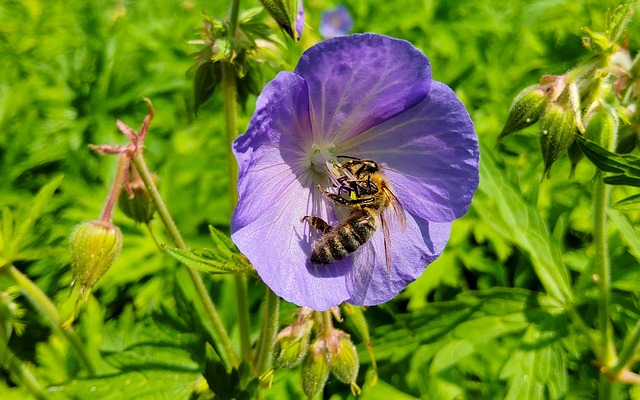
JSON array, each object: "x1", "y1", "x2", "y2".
[{"x1": 310, "y1": 210, "x2": 377, "y2": 265}]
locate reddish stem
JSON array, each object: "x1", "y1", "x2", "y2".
[{"x1": 99, "y1": 153, "x2": 129, "y2": 224}]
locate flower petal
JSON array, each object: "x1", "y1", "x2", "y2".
[
  {"x1": 343, "y1": 81, "x2": 479, "y2": 222},
  {"x1": 345, "y1": 211, "x2": 451, "y2": 305},
  {"x1": 232, "y1": 71, "x2": 352, "y2": 310},
  {"x1": 295, "y1": 33, "x2": 431, "y2": 144}
]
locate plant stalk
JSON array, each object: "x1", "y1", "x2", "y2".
[
  {"x1": 131, "y1": 153, "x2": 239, "y2": 369},
  {"x1": 5, "y1": 266, "x2": 96, "y2": 374},
  {"x1": 594, "y1": 173, "x2": 615, "y2": 400},
  {"x1": 221, "y1": 54, "x2": 251, "y2": 364},
  {"x1": 1, "y1": 345, "x2": 49, "y2": 400},
  {"x1": 254, "y1": 287, "x2": 280, "y2": 374}
]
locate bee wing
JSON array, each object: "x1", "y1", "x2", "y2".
[
  {"x1": 380, "y1": 211, "x2": 393, "y2": 277},
  {"x1": 385, "y1": 187, "x2": 407, "y2": 232},
  {"x1": 380, "y1": 187, "x2": 407, "y2": 277}
]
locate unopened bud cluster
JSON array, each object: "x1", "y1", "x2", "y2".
[
  {"x1": 273, "y1": 307, "x2": 362, "y2": 398},
  {"x1": 499, "y1": 15, "x2": 639, "y2": 178}
]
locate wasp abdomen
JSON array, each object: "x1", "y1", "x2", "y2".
[{"x1": 310, "y1": 211, "x2": 377, "y2": 265}]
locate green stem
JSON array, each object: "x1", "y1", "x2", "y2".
[
  {"x1": 2, "y1": 346, "x2": 49, "y2": 400},
  {"x1": 5, "y1": 266, "x2": 96, "y2": 374},
  {"x1": 221, "y1": 58, "x2": 251, "y2": 364},
  {"x1": 254, "y1": 288, "x2": 280, "y2": 374},
  {"x1": 594, "y1": 173, "x2": 615, "y2": 399},
  {"x1": 131, "y1": 153, "x2": 239, "y2": 369},
  {"x1": 228, "y1": 0, "x2": 241, "y2": 37}
]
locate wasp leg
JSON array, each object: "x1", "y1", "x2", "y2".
[{"x1": 301, "y1": 216, "x2": 332, "y2": 233}]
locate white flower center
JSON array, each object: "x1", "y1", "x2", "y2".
[{"x1": 309, "y1": 144, "x2": 339, "y2": 175}]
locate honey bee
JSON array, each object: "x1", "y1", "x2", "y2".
[{"x1": 302, "y1": 157, "x2": 406, "y2": 275}]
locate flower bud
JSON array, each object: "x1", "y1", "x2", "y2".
[
  {"x1": 326, "y1": 329, "x2": 359, "y2": 385},
  {"x1": 118, "y1": 172, "x2": 157, "y2": 224},
  {"x1": 499, "y1": 84, "x2": 548, "y2": 139},
  {"x1": 259, "y1": 0, "x2": 304, "y2": 41},
  {"x1": 539, "y1": 103, "x2": 577, "y2": 177},
  {"x1": 273, "y1": 319, "x2": 314, "y2": 369},
  {"x1": 301, "y1": 339, "x2": 329, "y2": 399},
  {"x1": 584, "y1": 103, "x2": 618, "y2": 152},
  {"x1": 69, "y1": 220, "x2": 122, "y2": 302}
]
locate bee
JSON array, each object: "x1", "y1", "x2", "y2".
[{"x1": 302, "y1": 157, "x2": 406, "y2": 275}]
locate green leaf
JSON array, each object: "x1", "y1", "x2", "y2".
[
  {"x1": 165, "y1": 247, "x2": 253, "y2": 274},
  {"x1": 193, "y1": 61, "x2": 221, "y2": 114},
  {"x1": 577, "y1": 135, "x2": 640, "y2": 186},
  {"x1": 500, "y1": 328, "x2": 567, "y2": 400},
  {"x1": 612, "y1": 194, "x2": 640, "y2": 210},
  {"x1": 59, "y1": 369, "x2": 200, "y2": 399},
  {"x1": 608, "y1": 209, "x2": 640, "y2": 262},
  {"x1": 5, "y1": 175, "x2": 64, "y2": 255},
  {"x1": 478, "y1": 143, "x2": 572, "y2": 303},
  {"x1": 164, "y1": 226, "x2": 254, "y2": 274}
]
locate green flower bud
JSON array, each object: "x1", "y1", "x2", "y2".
[
  {"x1": 273, "y1": 319, "x2": 314, "y2": 369},
  {"x1": 584, "y1": 103, "x2": 618, "y2": 152},
  {"x1": 301, "y1": 339, "x2": 329, "y2": 400},
  {"x1": 69, "y1": 220, "x2": 122, "y2": 302},
  {"x1": 539, "y1": 103, "x2": 577, "y2": 177},
  {"x1": 499, "y1": 84, "x2": 549, "y2": 139},
  {"x1": 326, "y1": 330, "x2": 359, "y2": 385},
  {"x1": 118, "y1": 173, "x2": 157, "y2": 224},
  {"x1": 259, "y1": 0, "x2": 303, "y2": 41}
]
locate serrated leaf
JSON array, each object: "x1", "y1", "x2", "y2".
[
  {"x1": 478, "y1": 143, "x2": 571, "y2": 303},
  {"x1": 577, "y1": 135, "x2": 640, "y2": 187},
  {"x1": 193, "y1": 61, "x2": 221, "y2": 114},
  {"x1": 500, "y1": 328, "x2": 567, "y2": 400},
  {"x1": 59, "y1": 369, "x2": 200, "y2": 399},
  {"x1": 165, "y1": 247, "x2": 253, "y2": 274},
  {"x1": 613, "y1": 194, "x2": 640, "y2": 210}
]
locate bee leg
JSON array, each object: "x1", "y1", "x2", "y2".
[
  {"x1": 317, "y1": 184, "x2": 351, "y2": 206},
  {"x1": 301, "y1": 216, "x2": 332, "y2": 233}
]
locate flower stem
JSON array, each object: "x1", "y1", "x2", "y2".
[
  {"x1": 99, "y1": 153, "x2": 128, "y2": 224},
  {"x1": 228, "y1": 0, "x2": 241, "y2": 37},
  {"x1": 221, "y1": 56, "x2": 251, "y2": 364},
  {"x1": 594, "y1": 172, "x2": 616, "y2": 399},
  {"x1": 254, "y1": 287, "x2": 280, "y2": 374},
  {"x1": 5, "y1": 265, "x2": 96, "y2": 374},
  {"x1": 1, "y1": 346, "x2": 48, "y2": 400},
  {"x1": 131, "y1": 153, "x2": 239, "y2": 369}
]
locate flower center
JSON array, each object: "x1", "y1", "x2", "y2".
[{"x1": 309, "y1": 144, "x2": 339, "y2": 175}]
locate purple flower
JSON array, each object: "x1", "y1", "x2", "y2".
[
  {"x1": 232, "y1": 34, "x2": 479, "y2": 311},
  {"x1": 320, "y1": 5, "x2": 353, "y2": 38}
]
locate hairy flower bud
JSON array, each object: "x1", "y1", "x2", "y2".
[
  {"x1": 273, "y1": 319, "x2": 314, "y2": 369},
  {"x1": 69, "y1": 220, "x2": 122, "y2": 302},
  {"x1": 301, "y1": 339, "x2": 329, "y2": 399},
  {"x1": 118, "y1": 173, "x2": 157, "y2": 224},
  {"x1": 499, "y1": 84, "x2": 549, "y2": 139},
  {"x1": 539, "y1": 103, "x2": 577, "y2": 177},
  {"x1": 259, "y1": 0, "x2": 304, "y2": 41},
  {"x1": 326, "y1": 329, "x2": 359, "y2": 385},
  {"x1": 584, "y1": 103, "x2": 618, "y2": 152}
]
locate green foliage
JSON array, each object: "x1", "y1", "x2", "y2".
[{"x1": 3, "y1": 0, "x2": 640, "y2": 399}]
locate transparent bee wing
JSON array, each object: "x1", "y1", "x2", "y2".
[
  {"x1": 380, "y1": 211, "x2": 393, "y2": 276},
  {"x1": 380, "y1": 187, "x2": 407, "y2": 276}
]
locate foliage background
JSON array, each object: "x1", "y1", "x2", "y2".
[{"x1": 1, "y1": 0, "x2": 640, "y2": 398}]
